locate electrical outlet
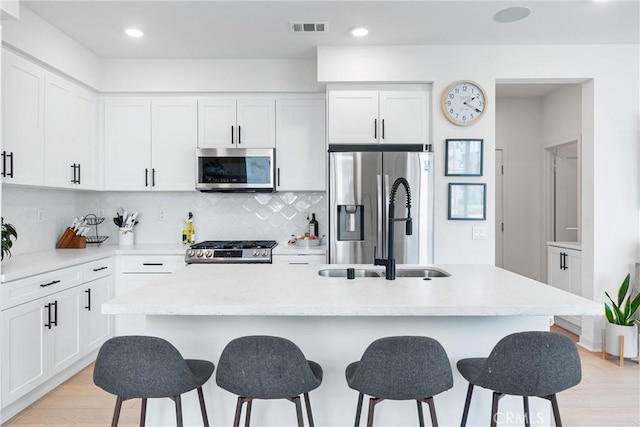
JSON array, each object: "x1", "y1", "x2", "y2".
[
  {"x1": 472, "y1": 226, "x2": 486, "y2": 240},
  {"x1": 37, "y1": 209, "x2": 45, "y2": 222},
  {"x1": 159, "y1": 211, "x2": 166, "y2": 221}
]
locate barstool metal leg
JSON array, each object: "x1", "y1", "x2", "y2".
[
  {"x1": 354, "y1": 393, "x2": 364, "y2": 427},
  {"x1": 425, "y1": 397, "x2": 439, "y2": 427},
  {"x1": 196, "y1": 387, "x2": 209, "y2": 427},
  {"x1": 232, "y1": 397, "x2": 244, "y2": 427},
  {"x1": 460, "y1": 383, "x2": 474, "y2": 427},
  {"x1": 416, "y1": 400, "x2": 425, "y2": 427},
  {"x1": 523, "y1": 396, "x2": 530, "y2": 427},
  {"x1": 245, "y1": 399, "x2": 252, "y2": 427},
  {"x1": 111, "y1": 396, "x2": 124, "y2": 427},
  {"x1": 140, "y1": 398, "x2": 147, "y2": 427},
  {"x1": 174, "y1": 395, "x2": 183, "y2": 427},
  {"x1": 490, "y1": 392, "x2": 500, "y2": 427},
  {"x1": 293, "y1": 396, "x2": 305, "y2": 427},
  {"x1": 548, "y1": 394, "x2": 562, "y2": 427},
  {"x1": 303, "y1": 392, "x2": 315, "y2": 427},
  {"x1": 366, "y1": 398, "x2": 382, "y2": 427}
]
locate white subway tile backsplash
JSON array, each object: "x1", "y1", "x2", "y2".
[{"x1": 2, "y1": 188, "x2": 326, "y2": 255}]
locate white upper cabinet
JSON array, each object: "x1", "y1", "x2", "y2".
[
  {"x1": 2, "y1": 50, "x2": 45, "y2": 186},
  {"x1": 198, "y1": 97, "x2": 275, "y2": 148},
  {"x1": 151, "y1": 98, "x2": 198, "y2": 191},
  {"x1": 275, "y1": 97, "x2": 326, "y2": 192},
  {"x1": 104, "y1": 97, "x2": 197, "y2": 191},
  {"x1": 44, "y1": 73, "x2": 97, "y2": 189},
  {"x1": 104, "y1": 98, "x2": 152, "y2": 191},
  {"x1": 328, "y1": 90, "x2": 429, "y2": 145}
]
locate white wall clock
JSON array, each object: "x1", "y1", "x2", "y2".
[{"x1": 441, "y1": 80, "x2": 487, "y2": 126}]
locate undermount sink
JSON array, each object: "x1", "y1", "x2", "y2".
[{"x1": 317, "y1": 267, "x2": 450, "y2": 279}]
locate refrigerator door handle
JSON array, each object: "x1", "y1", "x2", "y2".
[{"x1": 376, "y1": 173, "x2": 384, "y2": 260}]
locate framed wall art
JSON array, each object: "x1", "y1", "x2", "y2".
[
  {"x1": 445, "y1": 138, "x2": 483, "y2": 176},
  {"x1": 448, "y1": 183, "x2": 486, "y2": 220}
]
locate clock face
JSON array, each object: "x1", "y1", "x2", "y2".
[{"x1": 441, "y1": 81, "x2": 487, "y2": 126}]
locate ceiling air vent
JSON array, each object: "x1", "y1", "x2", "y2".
[{"x1": 290, "y1": 22, "x2": 328, "y2": 33}]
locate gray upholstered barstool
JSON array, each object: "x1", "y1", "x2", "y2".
[
  {"x1": 215, "y1": 335, "x2": 323, "y2": 427},
  {"x1": 93, "y1": 335, "x2": 214, "y2": 427},
  {"x1": 457, "y1": 331, "x2": 581, "y2": 427},
  {"x1": 345, "y1": 336, "x2": 454, "y2": 427}
]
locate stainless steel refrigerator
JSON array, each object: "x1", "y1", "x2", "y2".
[{"x1": 328, "y1": 144, "x2": 434, "y2": 265}]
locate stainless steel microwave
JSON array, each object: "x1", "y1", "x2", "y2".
[{"x1": 196, "y1": 148, "x2": 275, "y2": 192}]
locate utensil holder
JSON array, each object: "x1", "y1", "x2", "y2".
[{"x1": 118, "y1": 229, "x2": 134, "y2": 246}]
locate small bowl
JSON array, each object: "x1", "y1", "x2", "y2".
[{"x1": 295, "y1": 239, "x2": 321, "y2": 248}]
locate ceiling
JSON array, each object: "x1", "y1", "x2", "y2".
[{"x1": 20, "y1": 0, "x2": 640, "y2": 60}]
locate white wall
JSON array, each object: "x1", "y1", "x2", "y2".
[
  {"x1": 543, "y1": 85, "x2": 582, "y2": 146},
  {"x1": 495, "y1": 97, "x2": 544, "y2": 280},
  {"x1": 2, "y1": 6, "x2": 102, "y2": 89},
  {"x1": 1, "y1": 188, "x2": 326, "y2": 254}
]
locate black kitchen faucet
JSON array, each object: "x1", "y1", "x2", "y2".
[{"x1": 374, "y1": 177, "x2": 412, "y2": 280}]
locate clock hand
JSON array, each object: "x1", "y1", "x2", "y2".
[{"x1": 463, "y1": 100, "x2": 482, "y2": 113}]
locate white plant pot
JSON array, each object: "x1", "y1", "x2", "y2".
[{"x1": 605, "y1": 322, "x2": 639, "y2": 357}]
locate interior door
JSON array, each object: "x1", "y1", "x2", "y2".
[{"x1": 495, "y1": 149, "x2": 504, "y2": 267}]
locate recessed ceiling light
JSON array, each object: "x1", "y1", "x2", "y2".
[
  {"x1": 125, "y1": 28, "x2": 144, "y2": 38},
  {"x1": 351, "y1": 27, "x2": 369, "y2": 37},
  {"x1": 493, "y1": 6, "x2": 531, "y2": 23}
]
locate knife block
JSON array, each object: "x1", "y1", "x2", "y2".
[{"x1": 56, "y1": 228, "x2": 87, "y2": 249}]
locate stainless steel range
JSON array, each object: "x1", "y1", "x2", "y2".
[{"x1": 185, "y1": 240, "x2": 278, "y2": 264}]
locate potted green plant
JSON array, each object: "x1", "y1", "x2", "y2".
[
  {"x1": 1, "y1": 217, "x2": 18, "y2": 261},
  {"x1": 604, "y1": 273, "x2": 640, "y2": 358}
]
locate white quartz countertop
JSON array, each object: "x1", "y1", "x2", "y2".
[
  {"x1": 1, "y1": 244, "x2": 186, "y2": 282},
  {"x1": 102, "y1": 263, "x2": 601, "y2": 317},
  {"x1": 547, "y1": 241, "x2": 582, "y2": 251},
  {"x1": 272, "y1": 241, "x2": 326, "y2": 255}
]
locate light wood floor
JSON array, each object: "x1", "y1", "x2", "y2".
[{"x1": 2, "y1": 327, "x2": 638, "y2": 426}]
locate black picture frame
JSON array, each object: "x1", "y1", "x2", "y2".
[
  {"x1": 448, "y1": 183, "x2": 486, "y2": 220},
  {"x1": 445, "y1": 139, "x2": 483, "y2": 176}
]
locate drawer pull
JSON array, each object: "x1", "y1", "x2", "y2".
[
  {"x1": 44, "y1": 303, "x2": 52, "y2": 329},
  {"x1": 40, "y1": 280, "x2": 61, "y2": 288},
  {"x1": 85, "y1": 288, "x2": 91, "y2": 311},
  {"x1": 142, "y1": 263, "x2": 164, "y2": 266},
  {"x1": 52, "y1": 300, "x2": 58, "y2": 327},
  {"x1": 92, "y1": 266, "x2": 108, "y2": 272},
  {"x1": 289, "y1": 262, "x2": 310, "y2": 265}
]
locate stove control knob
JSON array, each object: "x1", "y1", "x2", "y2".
[
  {"x1": 188, "y1": 250, "x2": 195, "y2": 257},
  {"x1": 253, "y1": 250, "x2": 259, "y2": 256},
  {"x1": 196, "y1": 250, "x2": 204, "y2": 258},
  {"x1": 262, "y1": 250, "x2": 268, "y2": 256},
  {"x1": 205, "y1": 250, "x2": 213, "y2": 258}
]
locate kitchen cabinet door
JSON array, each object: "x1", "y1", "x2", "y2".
[
  {"x1": 49, "y1": 286, "x2": 83, "y2": 376},
  {"x1": 83, "y1": 276, "x2": 113, "y2": 353},
  {"x1": 151, "y1": 98, "x2": 198, "y2": 190},
  {"x1": 547, "y1": 245, "x2": 582, "y2": 330},
  {"x1": 328, "y1": 91, "x2": 378, "y2": 144},
  {"x1": 44, "y1": 74, "x2": 96, "y2": 189},
  {"x1": 547, "y1": 246, "x2": 571, "y2": 293},
  {"x1": 198, "y1": 98, "x2": 237, "y2": 148},
  {"x1": 236, "y1": 98, "x2": 275, "y2": 148},
  {"x1": 104, "y1": 98, "x2": 152, "y2": 190},
  {"x1": 275, "y1": 98, "x2": 326, "y2": 191},
  {"x1": 2, "y1": 49, "x2": 45, "y2": 186},
  {"x1": 378, "y1": 91, "x2": 429, "y2": 144},
  {"x1": 1, "y1": 298, "x2": 48, "y2": 407}
]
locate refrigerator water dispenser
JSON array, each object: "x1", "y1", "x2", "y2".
[{"x1": 337, "y1": 205, "x2": 364, "y2": 241}]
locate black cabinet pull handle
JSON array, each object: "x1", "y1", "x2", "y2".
[
  {"x1": 85, "y1": 288, "x2": 91, "y2": 311},
  {"x1": 374, "y1": 119, "x2": 377, "y2": 139},
  {"x1": 152, "y1": 168, "x2": 156, "y2": 187},
  {"x1": 8, "y1": 152, "x2": 14, "y2": 178},
  {"x1": 238, "y1": 125, "x2": 241, "y2": 144},
  {"x1": 382, "y1": 119, "x2": 385, "y2": 139},
  {"x1": 142, "y1": 263, "x2": 164, "y2": 266},
  {"x1": 564, "y1": 253, "x2": 568, "y2": 270},
  {"x1": 145, "y1": 168, "x2": 149, "y2": 187},
  {"x1": 277, "y1": 168, "x2": 280, "y2": 187},
  {"x1": 77, "y1": 163, "x2": 81, "y2": 184},
  {"x1": 1, "y1": 151, "x2": 6, "y2": 178},
  {"x1": 70, "y1": 164, "x2": 77, "y2": 184},
  {"x1": 231, "y1": 126, "x2": 234, "y2": 144},
  {"x1": 40, "y1": 279, "x2": 61, "y2": 288},
  {"x1": 52, "y1": 300, "x2": 58, "y2": 327},
  {"x1": 92, "y1": 266, "x2": 108, "y2": 272},
  {"x1": 44, "y1": 303, "x2": 52, "y2": 329}
]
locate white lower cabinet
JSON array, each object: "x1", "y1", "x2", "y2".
[
  {"x1": 1, "y1": 258, "x2": 114, "y2": 410},
  {"x1": 116, "y1": 255, "x2": 185, "y2": 335},
  {"x1": 272, "y1": 254, "x2": 327, "y2": 265},
  {"x1": 547, "y1": 243, "x2": 582, "y2": 332}
]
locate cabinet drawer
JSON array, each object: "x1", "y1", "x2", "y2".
[
  {"x1": 83, "y1": 258, "x2": 114, "y2": 282},
  {"x1": 272, "y1": 254, "x2": 326, "y2": 265},
  {"x1": 1, "y1": 266, "x2": 83, "y2": 310},
  {"x1": 119, "y1": 255, "x2": 185, "y2": 274}
]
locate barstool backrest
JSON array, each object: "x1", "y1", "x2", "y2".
[
  {"x1": 216, "y1": 335, "x2": 321, "y2": 399},
  {"x1": 93, "y1": 335, "x2": 199, "y2": 398},
  {"x1": 474, "y1": 331, "x2": 581, "y2": 397},
  {"x1": 349, "y1": 336, "x2": 453, "y2": 400}
]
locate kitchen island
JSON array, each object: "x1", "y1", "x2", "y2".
[{"x1": 102, "y1": 263, "x2": 601, "y2": 427}]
